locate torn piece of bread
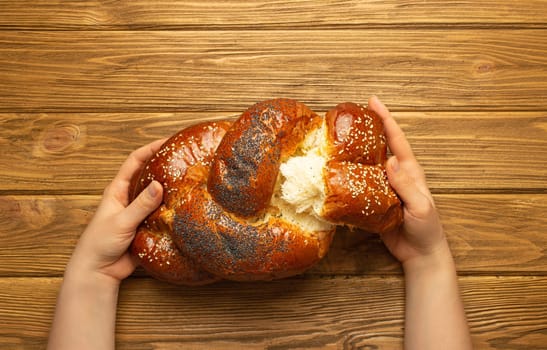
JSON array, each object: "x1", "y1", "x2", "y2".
[{"x1": 277, "y1": 102, "x2": 402, "y2": 234}]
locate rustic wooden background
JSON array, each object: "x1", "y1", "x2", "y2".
[{"x1": 1, "y1": 1, "x2": 546, "y2": 349}]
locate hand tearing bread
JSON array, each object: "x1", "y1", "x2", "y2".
[{"x1": 129, "y1": 98, "x2": 403, "y2": 285}]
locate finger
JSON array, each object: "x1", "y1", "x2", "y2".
[
  {"x1": 386, "y1": 156, "x2": 433, "y2": 218},
  {"x1": 368, "y1": 96, "x2": 416, "y2": 163},
  {"x1": 105, "y1": 138, "x2": 167, "y2": 205},
  {"x1": 113, "y1": 138, "x2": 167, "y2": 185},
  {"x1": 117, "y1": 180, "x2": 163, "y2": 232}
]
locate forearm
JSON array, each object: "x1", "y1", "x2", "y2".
[
  {"x1": 402, "y1": 243, "x2": 472, "y2": 350},
  {"x1": 47, "y1": 270, "x2": 120, "y2": 350}
]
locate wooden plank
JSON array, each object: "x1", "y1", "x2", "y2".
[
  {"x1": 1, "y1": 111, "x2": 545, "y2": 193},
  {"x1": 1, "y1": 194, "x2": 545, "y2": 277},
  {"x1": 320, "y1": 193, "x2": 547, "y2": 275},
  {"x1": 397, "y1": 112, "x2": 547, "y2": 192},
  {"x1": 0, "y1": 112, "x2": 232, "y2": 193},
  {"x1": 0, "y1": 1, "x2": 546, "y2": 30},
  {"x1": 0, "y1": 30, "x2": 546, "y2": 112},
  {"x1": 0, "y1": 276, "x2": 546, "y2": 349}
]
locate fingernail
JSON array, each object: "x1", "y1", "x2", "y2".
[
  {"x1": 147, "y1": 181, "x2": 159, "y2": 197},
  {"x1": 390, "y1": 157, "x2": 400, "y2": 173}
]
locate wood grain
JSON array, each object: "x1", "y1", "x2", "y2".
[
  {"x1": 1, "y1": 1, "x2": 546, "y2": 349},
  {"x1": 0, "y1": 1, "x2": 546, "y2": 29},
  {"x1": 1, "y1": 194, "x2": 545, "y2": 277},
  {"x1": 0, "y1": 30, "x2": 546, "y2": 113},
  {"x1": 1, "y1": 111, "x2": 545, "y2": 193},
  {"x1": 0, "y1": 276, "x2": 546, "y2": 349}
]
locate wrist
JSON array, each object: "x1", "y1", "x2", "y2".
[
  {"x1": 64, "y1": 255, "x2": 122, "y2": 294},
  {"x1": 402, "y1": 240, "x2": 455, "y2": 277},
  {"x1": 50, "y1": 256, "x2": 120, "y2": 350},
  {"x1": 401, "y1": 241, "x2": 472, "y2": 350}
]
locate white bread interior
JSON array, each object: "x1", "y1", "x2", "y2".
[{"x1": 270, "y1": 125, "x2": 334, "y2": 233}]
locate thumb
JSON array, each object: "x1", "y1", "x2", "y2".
[
  {"x1": 386, "y1": 156, "x2": 431, "y2": 219},
  {"x1": 120, "y1": 181, "x2": 163, "y2": 230}
]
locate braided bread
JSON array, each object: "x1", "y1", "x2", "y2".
[{"x1": 130, "y1": 99, "x2": 402, "y2": 285}]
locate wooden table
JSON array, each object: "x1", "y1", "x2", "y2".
[{"x1": 1, "y1": 1, "x2": 546, "y2": 349}]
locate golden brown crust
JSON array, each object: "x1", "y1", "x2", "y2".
[
  {"x1": 325, "y1": 102, "x2": 387, "y2": 164},
  {"x1": 322, "y1": 102, "x2": 403, "y2": 233},
  {"x1": 173, "y1": 170, "x2": 334, "y2": 281},
  {"x1": 130, "y1": 222, "x2": 219, "y2": 285},
  {"x1": 131, "y1": 121, "x2": 232, "y2": 206},
  {"x1": 130, "y1": 121, "x2": 231, "y2": 285},
  {"x1": 322, "y1": 161, "x2": 403, "y2": 233},
  {"x1": 208, "y1": 99, "x2": 322, "y2": 217}
]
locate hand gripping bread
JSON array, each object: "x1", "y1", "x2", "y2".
[
  {"x1": 130, "y1": 99, "x2": 403, "y2": 284},
  {"x1": 320, "y1": 102, "x2": 402, "y2": 233}
]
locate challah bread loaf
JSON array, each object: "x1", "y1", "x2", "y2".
[{"x1": 130, "y1": 98, "x2": 403, "y2": 285}]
